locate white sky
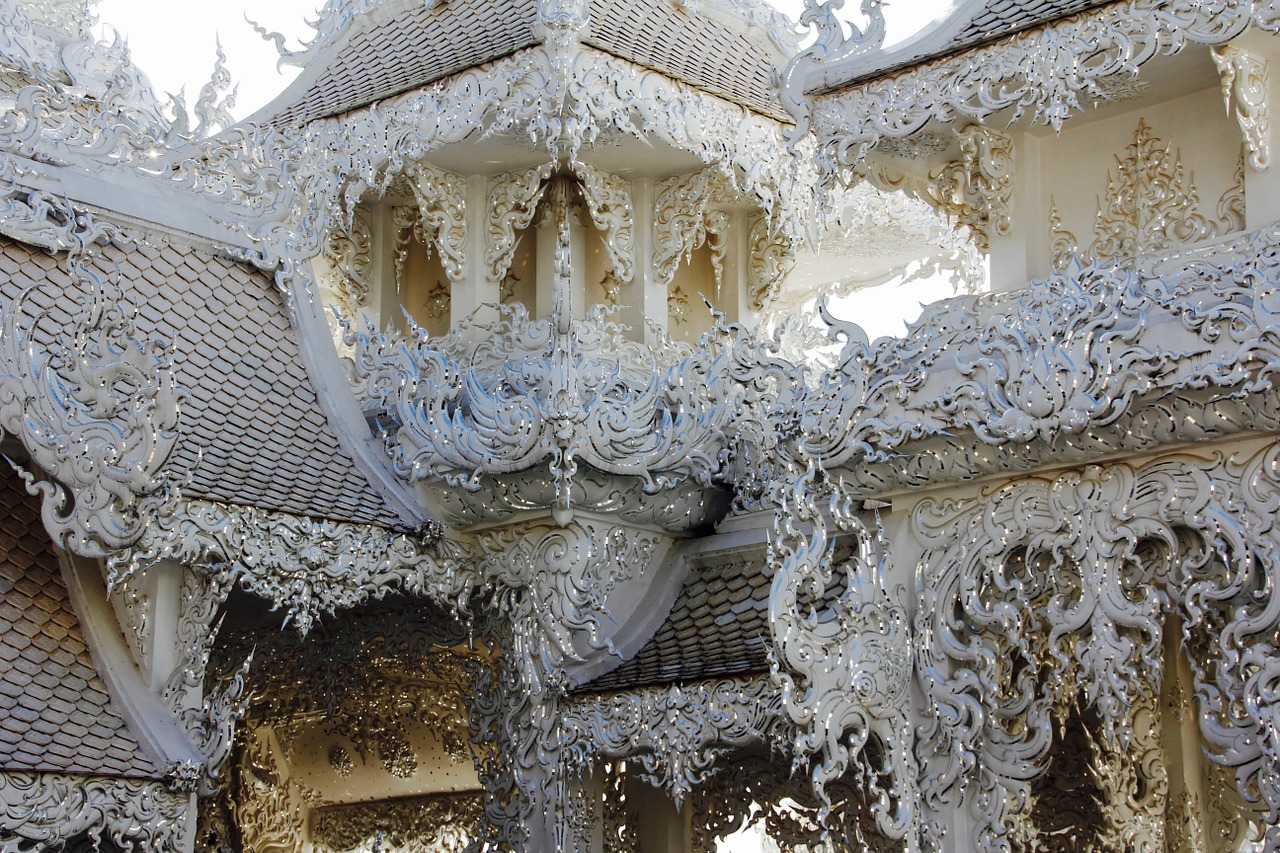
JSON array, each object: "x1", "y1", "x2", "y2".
[{"x1": 93, "y1": 0, "x2": 950, "y2": 120}]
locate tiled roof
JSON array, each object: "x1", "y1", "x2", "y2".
[
  {"x1": 262, "y1": 0, "x2": 541, "y2": 128},
  {"x1": 0, "y1": 237, "x2": 402, "y2": 528},
  {"x1": 257, "y1": 0, "x2": 787, "y2": 128},
  {"x1": 584, "y1": 0, "x2": 788, "y2": 120},
  {"x1": 0, "y1": 466, "x2": 158, "y2": 778},
  {"x1": 580, "y1": 553, "x2": 770, "y2": 692},
  {"x1": 828, "y1": 0, "x2": 1121, "y2": 87},
  {"x1": 945, "y1": 0, "x2": 1116, "y2": 53}
]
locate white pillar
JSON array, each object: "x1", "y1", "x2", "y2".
[
  {"x1": 988, "y1": 131, "x2": 1044, "y2": 292},
  {"x1": 453, "y1": 174, "x2": 502, "y2": 328},
  {"x1": 621, "y1": 178, "x2": 668, "y2": 343}
]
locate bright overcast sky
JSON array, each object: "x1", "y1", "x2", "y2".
[{"x1": 93, "y1": 0, "x2": 950, "y2": 120}]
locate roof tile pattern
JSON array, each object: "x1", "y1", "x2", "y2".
[
  {"x1": 0, "y1": 466, "x2": 158, "y2": 777},
  {"x1": 585, "y1": 0, "x2": 786, "y2": 120},
  {"x1": 269, "y1": 0, "x2": 539, "y2": 128},
  {"x1": 261, "y1": 0, "x2": 786, "y2": 128},
  {"x1": 947, "y1": 0, "x2": 1116, "y2": 52},
  {"x1": 582, "y1": 555, "x2": 770, "y2": 692},
  {"x1": 0, "y1": 237, "x2": 401, "y2": 527}
]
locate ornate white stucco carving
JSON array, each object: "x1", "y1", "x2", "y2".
[
  {"x1": 477, "y1": 518, "x2": 662, "y2": 694},
  {"x1": 0, "y1": 241, "x2": 182, "y2": 558},
  {"x1": 914, "y1": 443, "x2": 1280, "y2": 852},
  {"x1": 109, "y1": 575, "x2": 152, "y2": 672},
  {"x1": 767, "y1": 468, "x2": 915, "y2": 842},
  {"x1": 0, "y1": 0, "x2": 232, "y2": 173},
  {"x1": 341, "y1": 210, "x2": 749, "y2": 526},
  {"x1": 573, "y1": 160, "x2": 635, "y2": 284},
  {"x1": 311, "y1": 792, "x2": 482, "y2": 853},
  {"x1": 1089, "y1": 698, "x2": 1168, "y2": 852},
  {"x1": 785, "y1": 0, "x2": 1279, "y2": 181},
  {"x1": 408, "y1": 161, "x2": 469, "y2": 285},
  {"x1": 112, "y1": 499, "x2": 466, "y2": 636},
  {"x1": 746, "y1": 211, "x2": 795, "y2": 310},
  {"x1": 929, "y1": 124, "x2": 1014, "y2": 249},
  {"x1": 486, "y1": 163, "x2": 553, "y2": 286},
  {"x1": 778, "y1": 0, "x2": 887, "y2": 144},
  {"x1": 790, "y1": 219, "x2": 1280, "y2": 490},
  {"x1": 320, "y1": 204, "x2": 372, "y2": 317},
  {"x1": 0, "y1": 772, "x2": 190, "y2": 852},
  {"x1": 559, "y1": 676, "x2": 782, "y2": 807},
  {"x1": 1214, "y1": 42, "x2": 1271, "y2": 170},
  {"x1": 1050, "y1": 119, "x2": 1246, "y2": 270},
  {"x1": 652, "y1": 168, "x2": 730, "y2": 290},
  {"x1": 689, "y1": 754, "x2": 899, "y2": 851},
  {"x1": 200, "y1": 42, "x2": 813, "y2": 283}
]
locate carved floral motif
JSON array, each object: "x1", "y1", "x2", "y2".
[
  {"x1": 1214, "y1": 42, "x2": 1271, "y2": 171},
  {"x1": 112, "y1": 498, "x2": 466, "y2": 636},
  {"x1": 914, "y1": 443, "x2": 1280, "y2": 852},
  {"x1": 232, "y1": 732, "x2": 308, "y2": 853},
  {"x1": 559, "y1": 677, "x2": 782, "y2": 806},
  {"x1": 787, "y1": 0, "x2": 1278, "y2": 181},
  {"x1": 1050, "y1": 119, "x2": 1247, "y2": 271},
  {"x1": 311, "y1": 792, "x2": 482, "y2": 853},
  {"x1": 766, "y1": 468, "x2": 915, "y2": 842},
  {"x1": 0, "y1": 772, "x2": 190, "y2": 853}
]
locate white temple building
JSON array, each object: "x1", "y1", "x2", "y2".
[{"x1": 0, "y1": 0, "x2": 1279, "y2": 850}]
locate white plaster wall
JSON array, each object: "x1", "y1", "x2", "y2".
[{"x1": 1034, "y1": 85, "x2": 1242, "y2": 272}]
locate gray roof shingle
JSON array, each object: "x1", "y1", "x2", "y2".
[
  {"x1": 0, "y1": 466, "x2": 158, "y2": 778},
  {"x1": 0, "y1": 236, "x2": 403, "y2": 528},
  {"x1": 946, "y1": 0, "x2": 1116, "y2": 53},
  {"x1": 581, "y1": 553, "x2": 771, "y2": 692},
  {"x1": 255, "y1": 0, "x2": 788, "y2": 129}
]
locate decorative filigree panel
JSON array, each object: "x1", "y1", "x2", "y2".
[
  {"x1": 311, "y1": 792, "x2": 483, "y2": 853},
  {"x1": 746, "y1": 212, "x2": 796, "y2": 310},
  {"x1": 0, "y1": 772, "x2": 190, "y2": 853},
  {"x1": 914, "y1": 444, "x2": 1280, "y2": 852},
  {"x1": 1050, "y1": 119, "x2": 1244, "y2": 270},
  {"x1": 487, "y1": 163, "x2": 553, "y2": 286},
  {"x1": 321, "y1": 205, "x2": 373, "y2": 317},
  {"x1": 113, "y1": 499, "x2": 465, "y2": 636},
  {"x1": 559, "y1": 677, "x2": 782, "y2": 806},
  {"x1": 791, "y1": 218, "x2": 1280, "y2": 489},
  {"x1": 477, "y1": 519, "x2": 662, "y2": 695},
  {"x1": 652, "y1": 168, "x2": 730, "y2": 291},
  {"x1": 767, "y1": 468, "x2": 914, "y2": 842},
  {"x1": 408, "y1": 162, "x2": 468, "y2": 286},
  {"x1": 1214, "y1": 42, "x2": 1271, "y2": 171},
  {"x1": 929, "y1": 124, "x2": 1014, "y2": 249},
  {"x1": 786, "y1": 0, "x2": 1278, "y2": 181},
  {"x1": 575, "y1": 161, "x2": 635, "y2": 284},
  {"x1": 341, "y1": 247, "x2": 750, "y2": 527}
]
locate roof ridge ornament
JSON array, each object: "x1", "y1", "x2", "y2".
[
  {"x1": 781, "y1": 0, "x2": 887, "y2": 145},
  {"x1": 250, "y1": 0, "x2": 443, "y2": 70}
]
